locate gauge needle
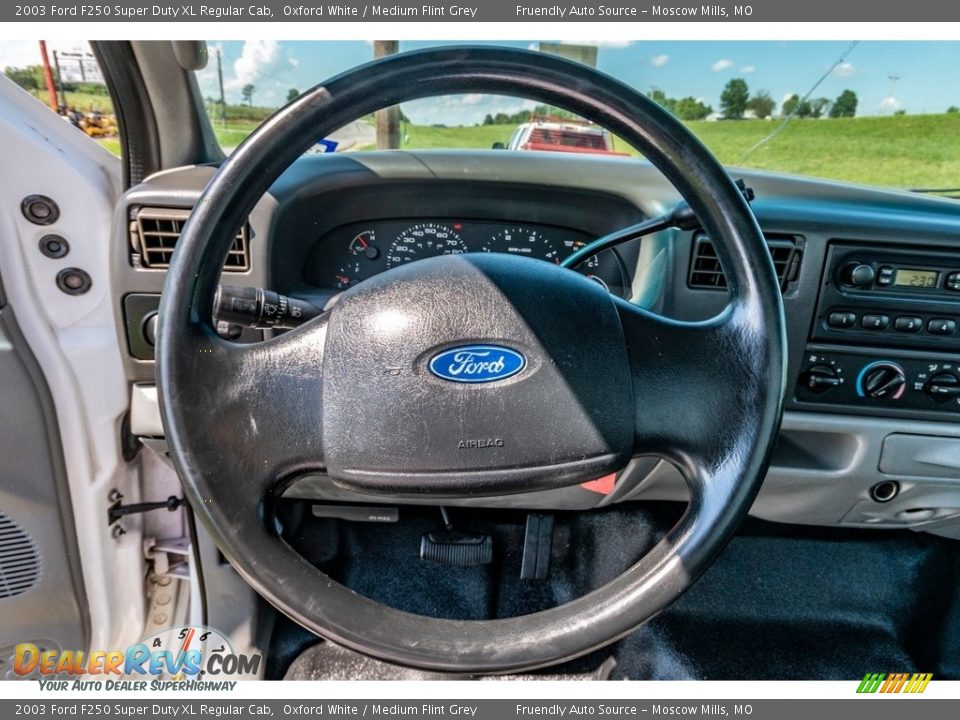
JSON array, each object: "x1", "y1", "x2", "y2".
[
  {"x1": 356, "y1": 237, "x2": 368, "y2": 249},
  {"x1": 174, "y1": 627, "x2": 195, "y2": 672}
]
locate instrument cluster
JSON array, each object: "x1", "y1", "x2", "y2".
[{"x1": 307, "y1": 219, "x2": 629, "y2": 296}]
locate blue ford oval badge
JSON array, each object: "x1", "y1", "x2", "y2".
[{"x1": 428, "y1": 345, "x2": 526, "y2": 384}]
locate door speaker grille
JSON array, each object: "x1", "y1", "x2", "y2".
[{"x1": 0, "y1": 512, "x2": 41, "y2": 599}]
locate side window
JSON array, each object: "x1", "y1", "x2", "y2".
[{"x1": 2, "y1": 42, "x2": 119, "y2": 156}]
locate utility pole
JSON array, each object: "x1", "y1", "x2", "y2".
[
  {"x1": 38, "y1": 41, "x2": 58, "y2": 112},
  {"x1": 885, "y1": 74, "x2": 901, "y2": 115},
  {"x1": 373, "y1": 41, "x2": 400, "y2": 150},
  {"x1": 52, "y1": 50, "x2": 67, "y2": 109},
  {"x1": 216, "y1": 48, "x2": 227, "y2": 128}
]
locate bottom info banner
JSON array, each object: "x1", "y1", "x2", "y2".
[{"x1": 2, "y1": 701, "x2": 958, "y2": 720}]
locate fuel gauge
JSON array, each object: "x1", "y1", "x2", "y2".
[{"x1": 334, "y1": 259, "x2": 362, "y2": 289}]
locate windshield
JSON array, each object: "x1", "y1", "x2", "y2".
[{"x1": 190, "y1": 40, "x2": 960, "y2": 191}]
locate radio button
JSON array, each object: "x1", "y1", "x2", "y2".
[
  {"x1": 946, "y1": 272, "x2": 960, "y2": 291},
  {"x1": 877, "y1": 266, "x2": 895, "y2": 287},
  {"x1": 827, "y1": 311, "x2": 857, "y2": 329},
  {"x1": 843, "y1": 263, "x2": 875, "y2": 288},
  {"x1": 894, "y1": 316, "x2": 923, "y2": 333},
  {"x1": 927, "y1": 318, "x2": 957, "y2": 335},
  {"x1": 861, "y1": 314, "x2": 890, "y2": 331}
]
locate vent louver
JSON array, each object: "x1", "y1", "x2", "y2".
[
  {"x1": 130, "y1": 208, "x2": 250, "y2": 271},
  {"x1": 688, "y1": 234, "x2": 802, "y2": 292},
  {"x1": 0, "y1": 513, "x2": 40, "y2": 599}
]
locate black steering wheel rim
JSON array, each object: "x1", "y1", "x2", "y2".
[{"x1": 156, "y1": 46, "x2": 786, "y2": 673}]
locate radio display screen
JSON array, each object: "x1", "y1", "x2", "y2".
[{"x1": 893, "y1": 268, "x2": 939, "y2": 288}]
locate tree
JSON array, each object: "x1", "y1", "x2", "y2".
[
  {"x1": 746, "y1": 90, "x2": 776, "y2": 119},
  {"x1": 648, "y1": 88, "x2": 675, "y2": 113},
  {"x1": 287, "y1": 88, "x2": 300, "y2": 103},
  {"x1": 782, "y1": 94, "x2": 813, "y2": 118},
  {"x1": 830, "y1": 89, "x2": 858, "y2": 118},
  {"x1": 720, "y1": 79, "x2": 750, "y2": 119},
  {"x1": 809, "y1": 97, "x2": 831, "y2": 119},
  {"x1": 673, "y1": 96, "x2": 712, "y2": 121},
  {"x1": 4, "y1": 65, "x2": 43, "y2": 91},
  {"x1": 241, "y1": 84, "x2": 255, "y2": 106},
  {"x1": 947, "y1": 106, "x2": 959, "y2": 114},
  {"x1": 781, "y1": 94, "x2": 800, "y2": 116},
  {"x1": 648, "y1": 89, "x2": 711, "y2": 121}
]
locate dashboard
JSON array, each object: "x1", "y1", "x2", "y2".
[
  {"x1": 306, "y1": 219, "x2": 628, "y2": 296},
  {"x1": 112, "y1": 150, "x2": 960, "y2": 537}
]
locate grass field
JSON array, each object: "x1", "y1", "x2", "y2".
[
  {"x1": 28, "y1": 89, "x2": 113, "y2": 114},
  {"x1": 86, "y1": 111, "x2": 960, "y2": 191},
  {"x1": 387, "y1": 115, "x2": 960, "y2": 189}
]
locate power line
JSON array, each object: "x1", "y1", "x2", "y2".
[{"x1": 738, "y1": 41, "x2": 860, "y2": 163}]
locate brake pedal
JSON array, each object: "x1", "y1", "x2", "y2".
[{"x1": 420, "y1": 507, "x2": 493, "y2": 567}]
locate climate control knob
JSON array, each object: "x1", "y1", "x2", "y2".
[
  {"x1": 857, "y1": 361, "x2": 906, "y2": 400},
  {"x1": 923, "y1": 371, "x2": 960, "y2": 403}
]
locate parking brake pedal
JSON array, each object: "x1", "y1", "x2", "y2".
[{"x1": 420, "y1": 508, "x2": 493, "y2": 567}]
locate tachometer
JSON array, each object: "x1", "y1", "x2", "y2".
[
  {"x1": 486, "y1": 227, "x2": 561, "y2": 263},
  {"x1": 386, "y1": 223, "x2": 467, "y2": 268},
  {"x1": 485, "y1": 227, "x2": 600, "y2": 271}
]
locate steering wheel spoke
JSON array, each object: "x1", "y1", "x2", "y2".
[
  {"x1": 616, "y1": 299, "x2": 778, "y2": 477},
  {"x1": 160, "y1": 316, "x2": 327, "y2": 505}
]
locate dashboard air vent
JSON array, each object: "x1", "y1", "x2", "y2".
[
  {"x1": 688, "y1": 233, "x2": 802, "y2": 292},
  {"x1": 131, "y1": 208, "x2": 250, "y2": 271}
]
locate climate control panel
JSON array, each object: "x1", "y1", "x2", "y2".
[{"x1": 796, "y1": 350, "x2": 960, "y2": 414}]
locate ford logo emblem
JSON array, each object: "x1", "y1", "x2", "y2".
[{"x1": 428, "y1": 344, "x2": 526, "y2": 384}]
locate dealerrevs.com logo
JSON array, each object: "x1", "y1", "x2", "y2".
[
  {"x1": 14, "y1": 626, "x2": 261, "y2": 691},
  {"x1": 857, "y1": 672, "x2": 933, "y2": 694}
]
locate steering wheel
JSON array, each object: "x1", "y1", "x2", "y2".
[{"x1": 156, "y1": 47, "x2": 786, "y2": 673}]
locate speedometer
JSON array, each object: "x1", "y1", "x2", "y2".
[{"x1": 386, "y1": 223, "x2": 468, "y2": 268}]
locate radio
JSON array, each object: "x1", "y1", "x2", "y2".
[
  {"x1": 811, "y1": 242, "x2": 960, "y2": 351},
  {"x1": 797, "y1": 241, "x2": 960, "y2": 418},
  {"x1": 838, "y1": 259, "x2": 960, "y2": 295}
]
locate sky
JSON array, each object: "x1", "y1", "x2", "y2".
[{"x1": 4, "y1": 40, "x2": 960, "y2": 124}]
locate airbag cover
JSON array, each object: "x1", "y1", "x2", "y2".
[{"x1": 320, "y1": 253, "x2": 633, "y2": 496}]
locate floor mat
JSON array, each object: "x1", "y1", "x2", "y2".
[
  {"x1": 273, "y1": 502, "x2": 960, "y2": 680},
  {"x1": 604, "y1": 524, "x2": 957, "y2": 680}
]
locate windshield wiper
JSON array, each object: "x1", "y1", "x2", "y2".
[{"x1": 907, "y1": 187, "x2": 960, "y2": 197}]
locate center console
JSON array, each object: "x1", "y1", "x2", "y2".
[{"x1": 796, "y1": 241, "x2": 960, "y2": 419}]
